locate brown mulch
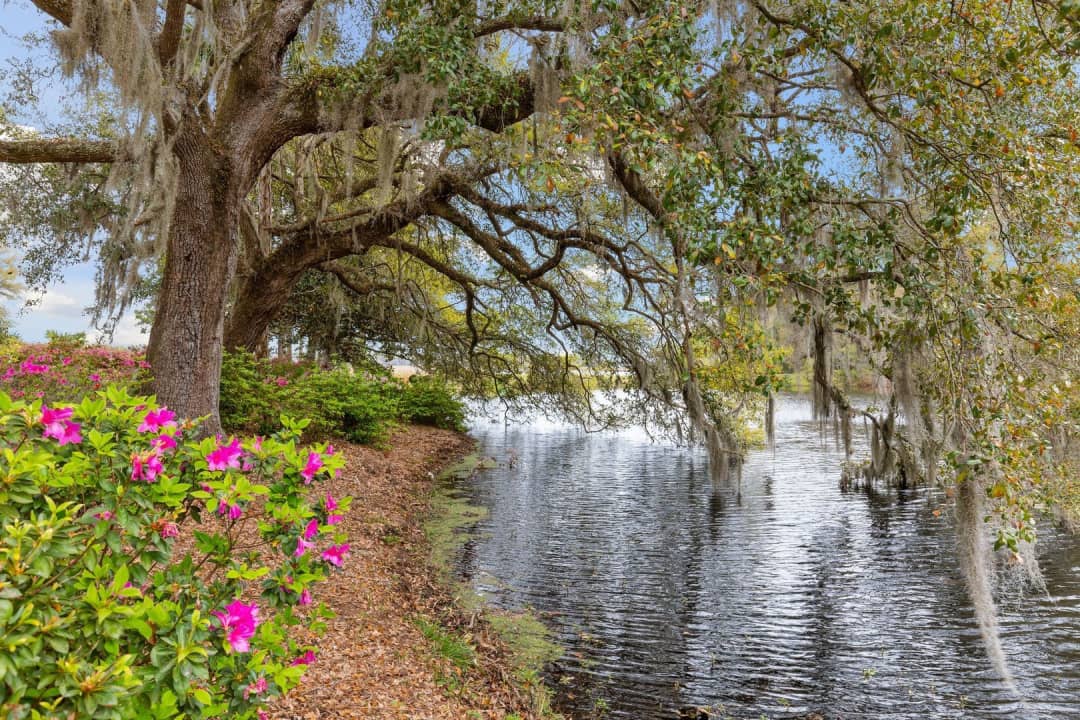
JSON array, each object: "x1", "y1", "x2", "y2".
[{"x1": 266, "y1": 425, "x2": 540, "y2": 720}]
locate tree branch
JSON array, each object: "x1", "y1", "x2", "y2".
[
  {"x1": 474, "y1": 15, "x2": 568, "y2": 37},
  {"x1": 158, "y1": 0, "x2": 187, "y2": 66},
  {"x1": 29, "y1": 0, "x2": 72, "y2": 26},
  {"x1": 607, "y1": 153, "x2": 667, "y2": 223},
  {"x1": 0, "y1": 137, "x2": 118, "y2": 164}
]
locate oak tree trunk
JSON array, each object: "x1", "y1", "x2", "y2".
[
  {"x1": 147, "y1": 135, "x2": 237, "y2": 432},
  {"x1": 224, "y1": 261, "x2": 309, "y2": 352}
]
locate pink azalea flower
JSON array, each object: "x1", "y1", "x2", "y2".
[
  {"x1": 290, "y1": 650, "x2": 316, "y2": 666},
  {"x1": 326, "y1": 444, "x2": 335, "y2": 456},
  {"x1": 153, "y1": 434, "x2": 177, "y2": 451},
  {"x1": 89, "y1": 373, "x2": 101, "y2": 383},
  {"x1": 300, "y1": 452, "x2": 323, "y2": 484},
  {"x1": 160, "y1": 521, "x2": 179, "y2": 538},
  {"x1": 213, "y1": 600, "x2": 260, "y2": 653},
  {"x1": 41, "y1": 405, "x2": 73, "y2": 436},
  {"x1": 217, "y1": 502, "x2": 243, "y2": 520},
  {"x1": 325, "y1": 493, "x2": 338, "y2": 512},
  {"x1": 299, "y1": 588, "x2": 313, "y2": 606},
  {"x1": 41, "y1": 406, "x2": 81, "y2": 445},
  {"x1": 138, "y1": 407, "x2": 177, "y2": 433},
  {"x1": 243, "y1": 676, "x2": 268, "y2": 700},
  {"x1": 294, "y1": 537, "x2": 314, "y2": 558},
  {"x1": 327, "y1": 514, "x2": 343, "y2": 526},
  {"x1": 275, "y1": 376, "x2": 289, "y2": 387},
  {"x1": 302, "y1": 518, "x2": 319, "y2": 540},
  {"x1": 56, "y1": 421, "x2": 82, "y2": 446},
  {"x1": 206, "y1": 438, "x2": 243, "y2": 472},
  {"x1": 61, "y1": 356, "x2": 72, "y2": 366},
  {"x1": 94, "y1": 510, "x2": 114, "y2": 521},
  {"x1": 321, "y1": 544, "x2": 350, "y2": 567},
  {"x1": 131, "y1": 450, "x2": 164, "y2": 482},
  {"x1": 21, "y1": 360, "x2": 48, "y2": 374},
  {"x1": 252, "y1": 436, "x2": 264, "y2": 452}
]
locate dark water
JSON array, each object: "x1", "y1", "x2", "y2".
[{"x1": 452, "y1": 396, "x2": 1080, "y2": 719}]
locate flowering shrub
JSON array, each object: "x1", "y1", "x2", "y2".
[
  {"x1": 0, "y1": 342, "x2": 149, "y2": 402},
  {"x1": 0, "y1": 385, "x2": 350, "y2": 719},
  {"x1": 220, "y1": 350, "x2": 466, "y2": 443}
]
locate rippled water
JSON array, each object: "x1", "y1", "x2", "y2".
[{"x1": 451, "y1": 396, "x2": 1080, "y2": 719}]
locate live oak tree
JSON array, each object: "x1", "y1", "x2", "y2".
[
  {"x1": 0, "y1": 0, "x2": 780, "y2": 449},
  {"x1": 0, "y1": 0, "x2": 543, "y2": 427}
]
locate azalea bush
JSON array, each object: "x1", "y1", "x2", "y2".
[
  {"x1": 0, "y1": 385, "x2": 351, "y2": 719},
  {"x1": 220, "y1": 350, "x2": 466, "y2": 443},
  {"x1": 399, "y1": 376, "x2": 467, "y2": 433},
  {"x1": 0, "y1": 340, "x2": 149, "y2": 402}
]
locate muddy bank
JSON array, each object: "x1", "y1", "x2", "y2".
[{"x1": 266, "y1": 425, "x2": 558, "y2": 720}]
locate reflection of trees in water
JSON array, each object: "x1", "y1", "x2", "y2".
[{"x1": 456, "y1": 415, "x2": 1080, "y2": 720}]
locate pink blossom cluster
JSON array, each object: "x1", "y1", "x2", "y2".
[
  {"x1": 301, "y1": 451, "x2": 323, "y2": 483},
  {"x1": 130, "y1": 408, "x2": 179, "y2": 482},
  {"x1": 243, "y1": 676, "x2": 268, "y2": 700},
  {"x1": 213, "y1": 600, "x2": 260, "y2": 653},
  {"x1": 1, "y1": 344, "x2": 148, "y2": 402},
  {"x1": 40, "y1": 405, "x2": 81, "y2": 445},
  {"x1": 292, "y1": 510, "x2": 350, "y2": 567},
  {"x1": 207, "y1": 437, "x2": 244, "y2": 471},
  {"x1": 325, "y1": 492, "x2": 343, "y2": 525},
  {"x1": 290, "y1": 650, "x2": 316, "y2": 666}
]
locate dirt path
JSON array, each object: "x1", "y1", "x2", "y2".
[{"x1": 267, "y1": 425, "x2": 541, "y2": 720}]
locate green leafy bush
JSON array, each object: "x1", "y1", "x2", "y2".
[
  {"x1": 0, "y1": 386, "x2": 350, "y2": 719},
  {"x1": 400, "y1": 376, "x2": 467, "y2": 432},
  {"x1": 220, "y1": 351, "x2": 466, "y2": 443},
  {"x1": 290, "y1": 369, "x2": 403, "y2": 444}
]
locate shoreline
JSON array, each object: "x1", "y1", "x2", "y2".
[{"x1": 266, "y1": 425, "x2": 562, "y2": 720}]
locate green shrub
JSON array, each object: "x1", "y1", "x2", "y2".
[
  {"x1": 292, "y1": 368, "x2": 403, "y2": 444},
  {"x1": 0, "y1": 386, "x2": 350, "y2": 719},
  {"x1": 220, "y1": 351, "x2": 466, "y2": 443},
  {"x1": 219, "y1": 349, "x2": 281, "y2": 435},
  {"x1": 401, "y1": 376, "x2": 467, "y2": 432}
]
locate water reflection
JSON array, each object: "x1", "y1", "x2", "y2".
[{"x1": 453, "y1": 396, "x2": 1080, "y2": 719}]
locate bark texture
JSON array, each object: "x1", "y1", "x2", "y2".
[
  {"x1": 146, "y1": 132, "x2": 237, "y2": 430},
  {"x1": 0, "y1": 138, "x2": 117, "y2": 164}
]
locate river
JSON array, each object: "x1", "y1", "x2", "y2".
[{"x1": 450, "y1": 395, "x2": 1080, "y2": 719}]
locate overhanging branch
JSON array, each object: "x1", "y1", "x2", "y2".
[
  {"x1": 0, "y1": 137, "x2": 118, "y2": 164},
  {"x1": 29, "y1": 0, "x2": 73, "y2": 26}
]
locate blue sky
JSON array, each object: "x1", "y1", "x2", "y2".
[{"x1": 1, "y1": 1, "x2": 146, "y2": 345}]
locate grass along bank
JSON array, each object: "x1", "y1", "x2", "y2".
[{"x1": 424, "y1": 452, "x2": 566, "y2": 720}]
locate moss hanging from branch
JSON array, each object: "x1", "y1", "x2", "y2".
[
  {"x1": 955, "y1": 466, "x2": 1015, "y2": 688},
  {"x1": 811, "y1": 313, "x2": 832, "y2": 421}
]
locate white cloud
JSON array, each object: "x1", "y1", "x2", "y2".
[
  {"x1": 108, "y1": 312, "x2": 148, "y2": 347},
  {"x1": 34, "y1": 289, "x2": 84, "y2": 315},
  {"x1": 6, "y1": 286, "x2": 92, "y2": 341},
  {"x1": 2, "y1": 269, "x2": 144, "y2": 347}
]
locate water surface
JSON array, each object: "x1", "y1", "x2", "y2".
[{"x1": 453, "y1": 396, "x2": 1080, "y2": 719}]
